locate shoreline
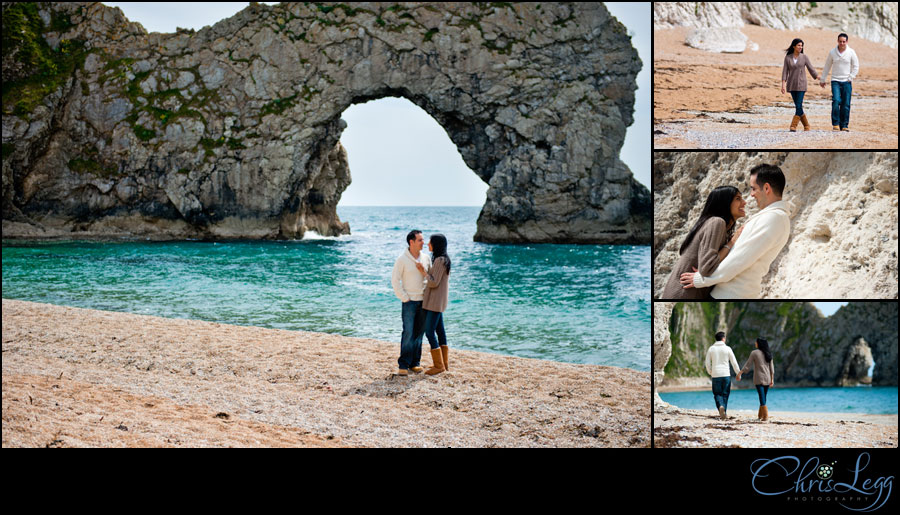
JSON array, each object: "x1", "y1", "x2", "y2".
[{"x1": 2, "y1": 299, "x2": 650, "y2": 448}]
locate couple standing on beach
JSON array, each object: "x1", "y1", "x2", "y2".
[
  {"x1": 781, "y1": 32, "x2": 859, "y2": 132},
  {"x1": 391, "y1": 230, "x2": 452, "y2": 377},
  {"x1": 706, "y1": 331, "x2": 775, "y2": 422}
]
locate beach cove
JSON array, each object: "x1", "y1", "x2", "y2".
[{"x1": 2, "y1": 299, "x2": 650, "y2": 448}]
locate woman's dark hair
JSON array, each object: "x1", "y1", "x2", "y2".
[
  {"x1": 429, "y1": 233, "x2": 451, "y2": 274},
  {"x1": 757, "y1": 338, "x2": 773, "y2": 363},
  {"x1": 679, "y1": 186, "x2": 740, "y2": 255},
  {"x1": 786, "y1": 38, "x2": 804, "y2": 56}
]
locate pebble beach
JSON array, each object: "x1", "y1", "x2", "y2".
[
  {"x1": 1, "y1": 299, "x2": 651, "y2": 448},
  {"x1": 654, "y1": 406, "x2": 897, "y2": 448}
]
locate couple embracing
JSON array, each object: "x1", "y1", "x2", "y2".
[
  {"x1": 391, "y1": 230, "x2": 451, "y2": 377},
  {"x1": 662, "y1": 164, "x2": 791, "y2": 300},
  {"x1": 706, "y1": 331, "x2": 776, "y2": 422}
]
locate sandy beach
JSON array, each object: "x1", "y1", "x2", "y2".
[
  {"x1": 654, "y1": 26, "x2": 899, "y2": 149},
  {"x1": 654, "y1": 406, "x2": 897, "y2": 448},
  {"x1": 1, "y1": 299, "x2": 650, "y2": 448}
]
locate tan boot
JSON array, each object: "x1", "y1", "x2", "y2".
[
  {"x1": 761, "y1": 405, "x2": 769, "y2": 421},
  {"x1": 758, "y1": 406, "x2": 764, "y2": 421},
  {"x1": 790, "y1": 115, "x2": 800, "y2": 132},
  {"x1": 440, "y1": 345, "x2": 449, "y2": 371},
  {"x1": 800, "y1": 114, "x2": 810, "y2": 131},
  {"x1": 832, "y1": 125, "x2": 840, "y2": 131},
  {"x1": 410, "y1": 366, "x2": 424, "y2": 374},
  {"x1": 425, "y1": 348, "x2": 444, "y2": 375}
]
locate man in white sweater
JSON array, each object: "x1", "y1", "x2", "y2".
[
  {"x1": 706, "y1": 331, "x2": 741, "y2": 419},
  {"x1": 819, "y1": 33, "x2": 859, "y2": 132},
  {"x1": 680, "y1": 164, "x2": 791, "y2": 299},
  {"x1": 391, "y1": 230, "x2": 432, "y2": 375}
]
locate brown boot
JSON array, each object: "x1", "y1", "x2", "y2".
[
  {"x1": 757, "y1": 406, "x2": 764, "y2": 421},
  {"x1": 790, "y1": 115, "x2": 800, "y2": 132},
  {"x1": 440, "y1": 345, "x2": 449, "y2": 371},
  {"x1": 425, "y1": 348, "x2": 444, "y2": 375},
  {"x1": 800, "y1": 114, "x2": 810, "y2": 131},
  {"x1": 761, "y1": 405, "x2": 769, "y2": 421}
]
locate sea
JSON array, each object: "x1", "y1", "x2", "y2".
[
  {"x1": 659, "y1": 386, "x2": 899, "y2": 415},
  {"x1": 1, "y1": 206, "x2": 651, "y2": 371}
]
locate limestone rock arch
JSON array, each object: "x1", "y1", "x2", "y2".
[{"x1": 2, "y1": 2, "x2": 649, "y2": 243}]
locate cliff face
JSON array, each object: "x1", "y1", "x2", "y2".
[
  {"x1": 656, "y1": 302, "x2": 898, "y2": 389},
  {"x1": 654, "y1": 2, "x2": 898, "y2": 49},
  {"x1": 2, "y1": 2, "x2": 649, "y2": 243},
  {"x1": 653, "y1": 152, "x2": 898, "y2": 299}
]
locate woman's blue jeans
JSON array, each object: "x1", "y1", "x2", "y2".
[
  {"x1": 756, "y1": 385, "x2": 770, "y2": 406},
  {"x1": 789, "y1": 91, "x2": 805, "y2": 116},
  {"x1": 423, "y1": 309, "x2": 447, "y2": 350}
]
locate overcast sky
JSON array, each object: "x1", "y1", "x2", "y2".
[{"x1": 104, "y1": 2, "x2": 650, "y2": 206}]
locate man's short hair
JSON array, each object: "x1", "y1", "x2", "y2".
[
  {"x1": 406, "y1": 230, "x2": 422, "y2": 246},
  {"x1": 838, "y1": 33, "x2": 849, "y2": 41},
  {"x1": 750, "y1": 164, "x2": 786, "y2": 196},
  {"x1": 715, "y1": 331, "x2": 726, "y2": 341}
]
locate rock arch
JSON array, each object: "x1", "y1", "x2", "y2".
[{"x1": 2, "y1": 2, "x2": 649, "y2": 243}]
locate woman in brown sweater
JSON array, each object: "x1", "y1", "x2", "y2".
[
  {"x1": 737, "y1": 338, "x2": 776, "y2": 421},
  {"x1": 415, "y1": 233, "x2": 451, "y2": 375},
  {"x1": 661, "y1": 186, "x2": 746, "y2": 299},
  {"x1": 781, "y1": 38, "x2": 820, "y2": 132}
]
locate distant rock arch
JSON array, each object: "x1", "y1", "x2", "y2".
[{"x1": 2, "y1": 2, "x2": 649, "y2": 243}]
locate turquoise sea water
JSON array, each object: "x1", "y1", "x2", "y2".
[
  {"x1": 659, "y1": 386, "x2": 898, "y2": 414},
  {"x1": 1, "y1": 206, "x2": 651, "y2": 370}
]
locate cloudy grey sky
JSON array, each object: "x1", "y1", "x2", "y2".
[{"x1": 104, "y1": 2, "x2": 650, "y2": 206}]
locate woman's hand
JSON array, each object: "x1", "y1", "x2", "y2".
[
  {"x1": 736, "y1": 373, "x2": 742, "y2": 381},
  {"x1": 415, "y1": 262, "x2": 426, "y2": 276},
  {"x1": 781, "y1": 84, "x2": 786, "y2": 95},
  {"x1": 679, "y1": 267, "x2": 698, "y2": 289},
  {"x1": 730, "y1": 224, "x2": 744, "y2": 245}
]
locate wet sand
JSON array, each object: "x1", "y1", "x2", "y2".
[
  {"x1": 654, "y1": 26, "x2": 899, "y2": 149},
  {"x1": 2, "y1": 299, "x2": 650, "y2": 448}
]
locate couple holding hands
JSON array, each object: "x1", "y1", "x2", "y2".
[
  {"x1": 706, "y1": 331, "x2": 776, "y2": 422},
  {"x1": 781, "y1": 32, "x2": 859, "y2": 132}
]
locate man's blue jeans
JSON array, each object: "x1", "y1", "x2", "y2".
[
  {"x1": 712, "y1": 376, "x2": 731, "y2": 412},
  {"x1": 398, "y1": 300, "x2": 425, "y2": 370},
  {"x1": 831, "y1": 81, "x2": 852, "y2": 128}
]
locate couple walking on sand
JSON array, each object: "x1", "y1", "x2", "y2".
[
  {"x1": 662, "y1": 164, "x2": 790, "y2": 300},
  {"x1": 391, "y1": 230, "x2": 451, "y2": 377},
  {"x1": 781, "y1": 32, "x2": 859, "y2": 132},
  {"x1": 706, "y1": 331, "x2": 775, "y2": 422}
]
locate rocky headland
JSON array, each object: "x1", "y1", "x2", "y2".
[
  {"x1": 2, "y1": 2, "x2": 650, "y2": 244},
  {"x1": 653, "y1": 152, "x2": 898, "y2": 299}
]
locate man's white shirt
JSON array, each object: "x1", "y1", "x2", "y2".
[{"x1": 692, "y1": 200, "x2": 792, "y2": 299}]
